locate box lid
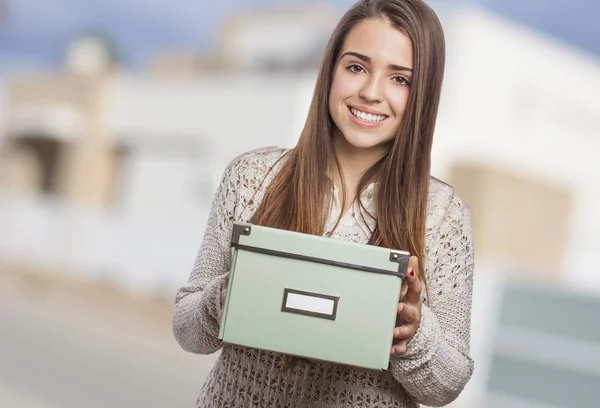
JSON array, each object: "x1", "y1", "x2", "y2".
[{"x1": 231, "y1": 222, "x2": 409, "y2": 279}]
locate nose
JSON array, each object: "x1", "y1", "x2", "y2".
[{"x1": 359, "y1": 75, "x2": 384, "y2": 103}]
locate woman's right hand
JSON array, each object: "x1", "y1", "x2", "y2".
[{"x1": 216, "y1": 273, "x2": 230, "y2": 327}]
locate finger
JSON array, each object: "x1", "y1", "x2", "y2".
[
  {"x1": 400, "y1": 279, "x2": 408, "y2": 299},
  {"x1": 393, "y1": 324, "x2": 414, "y2": 340},
  {"x1": 391, "y1": 339, "x2": 408, "y2": 356},
  {"x1": 220, "y1": 273, "x2": 230, "y2": 305},
  {"x1": 217, "y1": 310, "x2": 223, "y2": 326},
  {"x1": 405, "y1": 256, "x2": 422, "y2": 305},
  {"x1": 397, "y1": 302, "x2": 418, "y2": 324}
]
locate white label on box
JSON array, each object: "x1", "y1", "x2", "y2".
[{"x1": 285, "y1": 292, "x2": 336, "y2": 316}]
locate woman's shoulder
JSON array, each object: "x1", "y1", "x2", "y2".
[
  {"x1": 428, "y1": 176, "x2": 454, "y2": 201},
  {"x1": 427, "y1": 176, "x2": 470, "y2": 220},
  {"x1": 218, "y1": 146, "x2": 290, "y2": 218},
  {"x1": 224, "y1": 146, "x2": 291, "y2": 176}
]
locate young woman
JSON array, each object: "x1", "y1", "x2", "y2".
[{"x1": 173, "y1": 0, "x2": 474, "y2": 406}]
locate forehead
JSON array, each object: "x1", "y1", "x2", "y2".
[{"x1": 341, "y1": 18, "x2": 414, "y2": 67}]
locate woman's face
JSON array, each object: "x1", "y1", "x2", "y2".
[{"x1": 329, "y1": 18, "x2": 414, "y2": 155}]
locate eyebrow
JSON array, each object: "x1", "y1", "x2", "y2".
[{"x1": 341, "y1": 51, "x2": 413, "y2": 72}]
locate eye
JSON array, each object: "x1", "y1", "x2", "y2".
[
  {"x1": 346, "y1": 64, "x2": 366, "y2": 74},
  {"x1": 393, "y1": 75, "x2": 410, "y2": 86}
]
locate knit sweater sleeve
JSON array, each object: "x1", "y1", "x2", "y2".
[
  {"x1": 388, "y1": 191, "x2": 475, "y2": 407},
  {"x1": 172, "y1": 159, "x2": 239, "y2": 355}
]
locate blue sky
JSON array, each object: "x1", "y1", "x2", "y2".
[{"x1": 0, "y1": 0, "x2": 598, "y2": 74}]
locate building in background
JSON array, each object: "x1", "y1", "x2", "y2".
[
  {"x1": 0, "y1": 34, "x2": 119, "y2": 206},
  {"x1": 435, "y1": 7, "x2": 600, "y2": 287},
  {"x1": 0, "y1": 3, "x2": 336, "y2": 210},
  {"x1": 147, "y1": 3, "x2": 337, "y2": 76},
  {"x1": 0, "y1": 5, "x2": 331, "y2": 295}
]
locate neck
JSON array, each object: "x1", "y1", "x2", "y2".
[{"x1": 330, "y1": 131, "x2": 389, "y2": 190}]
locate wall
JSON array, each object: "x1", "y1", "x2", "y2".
[{"x1": 431, "y1": 7, "x2": 600, "y2": 289}]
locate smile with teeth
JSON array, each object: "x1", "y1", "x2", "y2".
[{"x1": 349, "y1": 107, "x2": 388, "y2": 123}]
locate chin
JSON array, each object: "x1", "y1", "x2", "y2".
[{"x1": 339, "y1": 129, "x2": 391, "y2": 150}]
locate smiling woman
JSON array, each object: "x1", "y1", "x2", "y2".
[
  {"x1": 173, "y1": 1, "x2": 475, "y2": 407},
  {"x1": 329, "y1": 19, "x2": 413, "y2": 150}
]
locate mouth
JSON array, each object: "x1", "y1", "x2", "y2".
[{"x1": 347, "y1": 106, "x2": 388, "y2": 127}]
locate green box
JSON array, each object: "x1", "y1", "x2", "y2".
[{"x1": 218, "y1": 222, "x2": 409, "y2": 370}]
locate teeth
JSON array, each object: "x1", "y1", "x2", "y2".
[{"x1": 351, "y1": 108, "x2": 386, "y2": 123}]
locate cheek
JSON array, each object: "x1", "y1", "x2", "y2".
[
  {"x1": 329, "y1": 81, "x2": 342, "y2": 108},
  {"x1": 330, "y1": 69, "x2": 363, "y2": 106},
  {"x1": 388, "y1": 91, "x2": 410, "y2": 120},
  {"x1": 329, "y1": 72, "x2": 348, "y2": 106}
]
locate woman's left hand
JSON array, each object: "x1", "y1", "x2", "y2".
[{"x1": 391, "y1": 255, "x2": 423, "y2": 356}]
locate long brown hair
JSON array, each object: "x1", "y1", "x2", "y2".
[{"x1": 252, "y1": 0, "x2": 445, "y2": 304}]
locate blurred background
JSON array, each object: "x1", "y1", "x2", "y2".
[{"x1": 0, "y1": 0, "x2": 599, "y2": 407}]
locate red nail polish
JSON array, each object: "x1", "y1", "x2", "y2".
[{"x1": 410, "y1": 270, "x2": 415, "y2": 277}]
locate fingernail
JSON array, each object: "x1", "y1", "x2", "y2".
[{"x1": 410, "y1": 269, "x2": 415, "y2": 277}]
